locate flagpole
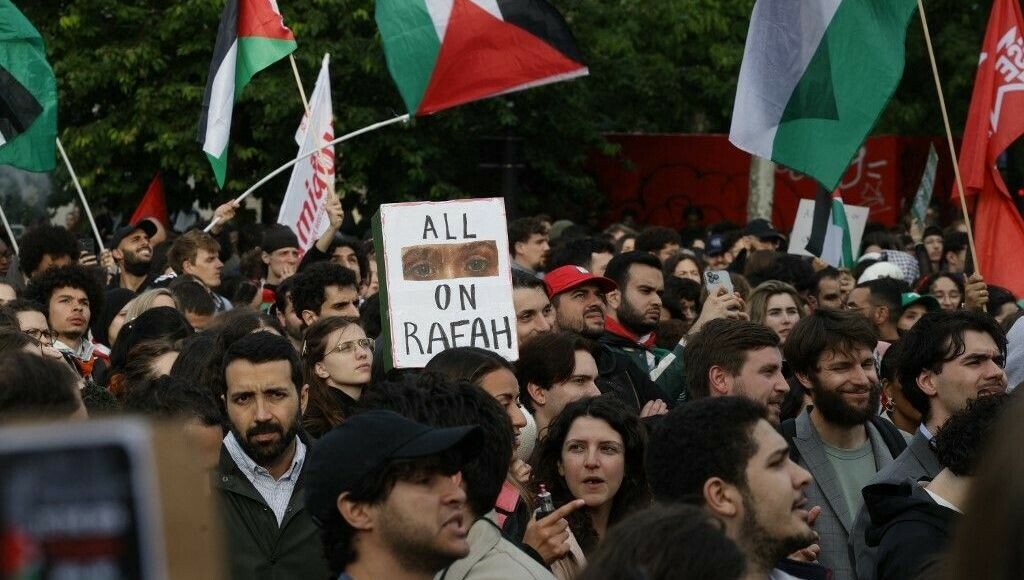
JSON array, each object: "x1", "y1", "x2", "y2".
[
  {"x1": 916, "y1": 0, "x2": 980, "y2": 272},
  {"x1": 55, "y1": 137, "x2": 106, "y2": 254},
  {"x1": 288, "y1": 55, "x2": 311, "y2": 115},
  {"x1": 0, "y1": 200, "x2": 20, "y2": 256},
  {"x1": 203, "y1": 113, "x2": 410, "y2": 233}
]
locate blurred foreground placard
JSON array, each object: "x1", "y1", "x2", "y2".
[{"x1": 0, "y1": 419, "x2": 223, "y2": 580}]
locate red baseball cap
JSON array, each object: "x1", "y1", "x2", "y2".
[{"x1": 544, "y1": 265, "x2": 618, "y2": 299}]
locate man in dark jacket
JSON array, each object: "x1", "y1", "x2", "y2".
[
  {"x1": 216, "y1": 332, "x2": 328, "y2": 579},
  {"x1": 863, "y1": 393, "x2": 1009, "y2": 580},
  {"x1": 544, "y1": 265, "x2": 667, "y2": 414}
]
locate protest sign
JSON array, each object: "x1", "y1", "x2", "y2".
[
  {"x1": 373, "y1": 198, "x2": 517, "y2": 369},
  {"x1": 911, "y1": 143, "x2": 938, "y2": 227},
  {"x1": 788, "y1": 198, "x2": 870, "y2": 265},
  {"x1": 278, "y1": 54, "x2": 335, "y2": 253},
  {"x1": 0, "y1": 419, "x2": 223, "y2": 579}
]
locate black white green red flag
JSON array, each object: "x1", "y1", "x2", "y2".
[
  {"x1": 0, "y1": 0, "x2": 57, "y2": 172},
  {"x1": 198, "y1": 0, "x2": 296, "y2": 187},
  {"x1": 376, "y1": 0, "x2": 588, "y2": 116}
]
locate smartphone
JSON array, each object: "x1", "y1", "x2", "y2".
[
  {"x1": 78, "y1": 238, "x2": 95, "y2": 255},
  {"x1": 704, "y1": 270, "x2": 734, "y2": 295}
]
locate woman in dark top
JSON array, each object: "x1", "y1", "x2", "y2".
[{"x1": 300, "y1": 316, "x2": 372, "y2": 438}]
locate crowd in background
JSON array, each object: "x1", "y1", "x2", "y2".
[{"x1": 1, "y1": 200, "x2": 1024, "y2": 580}]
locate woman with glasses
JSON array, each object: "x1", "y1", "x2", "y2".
[{"x1": 300, "y1": 316, "x2": 373, "y2": 438}]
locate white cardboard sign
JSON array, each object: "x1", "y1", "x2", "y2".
[
  {"x1": 787, "y1": 198, "x2": 870, "y2": 265},
  {"x1": 379, "y1": 198, "x2": 518, "y2": 368}
]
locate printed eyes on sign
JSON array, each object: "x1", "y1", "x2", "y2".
[{"x1": 400, "y1": 241, "x2": 500, "y2": 281}]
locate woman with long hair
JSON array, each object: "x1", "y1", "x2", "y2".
[
  {"x1": 747, "y1": 280, "x2": 805, "y2": 345},
  {"x1": 300, "y1": 316, "x2": 372, "y2": 439},
  {"x1": 531, "y1": 395, "x2": 650, "y2": 578}
]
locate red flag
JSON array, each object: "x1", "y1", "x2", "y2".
[
  {"x1": 956, "y1": 0, "x2": 1024, "y2": 295},
  {"x1": 130, "y1": 172, "x2": 168, "y2": 228}
]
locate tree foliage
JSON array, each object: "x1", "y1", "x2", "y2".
[{"x1": 16, "y1": 0, "x2": 996, "y2": 221}]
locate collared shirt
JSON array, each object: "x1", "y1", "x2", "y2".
[
  {"x1": 924, "y1": 487, "x2": 962, "y2": 513},
  {"x1": 224, "y1": 431, "x2": 306, "y2": 526},
  {"x1": 918, "y1": 423, "x2": 934, "y2": 440}
]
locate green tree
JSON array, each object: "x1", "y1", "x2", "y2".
[{"x1": 16, "y1": 0, "x2": 995, "y2": 223}]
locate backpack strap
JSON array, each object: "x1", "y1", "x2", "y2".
[{"x1": 868, "y1": 414, "x2": 908, "y2": 459}]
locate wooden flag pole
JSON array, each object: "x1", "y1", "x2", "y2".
[
  {"x1": 0, "y1": 201, "x2": 20, "y2": 255},
  {"x1": 288, "y1": 54, "x2": 311, "y2": 115},
  {"x1": 916, "y1": 0, "x2": 980, "y2": 271},
  {"x1": 55, "y1": 137, "x2": 106, "y2": 254},
  {"x1": 203, "y1": 113, "x2": 410, "y2": 232}
]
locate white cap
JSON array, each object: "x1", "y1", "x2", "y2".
[{"x1": 858, "y1": 262, "x2": 904, "y2": 284}]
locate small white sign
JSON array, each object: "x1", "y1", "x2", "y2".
[
  {"x1": 379, "y1": 198, "x2": 518, "y2": 368},
  {"x1": 787, "y1": 198, "x2": 870, "y2": 266}
]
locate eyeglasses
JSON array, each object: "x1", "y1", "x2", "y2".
[
  {"x1": 326, "y1": 337, "x2": 375, "y2": 357},
  {"x1": 24, "y1": 328, "x2": 57, "y2": 346}
]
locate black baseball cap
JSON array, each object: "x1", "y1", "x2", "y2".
[
  {"x1": 304, "y1": 410, "x2": 483, "y2": 525},
  {"x1": 744, "y1": 218, "x2": 785, "y2": 242},
  {"x1": 110, "y1": 220, "x2": 158, "y2": 249}
]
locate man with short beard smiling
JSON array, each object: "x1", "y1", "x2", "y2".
[
  {"x1": 780, "y1": 309, "x2": 907, "y2": 580},
  {"x1": 109, "y1": 221, "x2": 157, "y2": 293},
  {"x1": 216, "y1": 332, "x2": 328, "y2": 579}
]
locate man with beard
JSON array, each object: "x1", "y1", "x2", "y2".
[
  {"x1": 216, "y1": 332, "x2": 328, "y2": 579},
  {"x1": 780, "y1": 310, "x2": 907, "y2": 580},
  {"x1": 512, "y1": 270, "x2": 555, "y2": 348},
  {"x1": 544, "y1": 265, "x2": 668, "y2": 415},
  {"x1": 684, "y1": 319, "x2": 789, "y2": 426},
  {"x1": 647, "y1": 397, "x2": 826, "y2": 579},
  {"x1": 602, "y1": 252, "x2": 686, "y2": 401},
  {"x1": 850, "y1": 309, "x2": 1008, "y2": 580},
  {"x1": 109, "y1": 220, "x2": 157, "y2": 293},
  {"x1": 304, "y1": 410, "x2": 482, "y2": 580}
]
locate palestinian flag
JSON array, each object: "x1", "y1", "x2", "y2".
[
  {"x1": 805, "y1": 187, "x2": 855, "y2": 268},
  {"x1": 729, "y1": 0, "x2": 917, "y2": 191},
  {"x1": 198, "y1": 0, "x2": 296, "y2": 187},
  {"x1": 0, "y1": 0, "x2": 57, "y2": 172},
  {"x1": 376, "y1": 0, "x2": 588, "y2": 116}
]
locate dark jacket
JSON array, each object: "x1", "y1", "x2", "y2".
[
  {"x1": 599, "y1": 319, "x2": 687, "y2": 402},
  {"x1": 863, "y1": 479, "x2": 958, "y2": 580},
  {"x1": 215, "y1": 436, "x2": 329, "y2": 580},
  {"x1": 594, "y1": 344, "x2": 670, "y2": 412}
]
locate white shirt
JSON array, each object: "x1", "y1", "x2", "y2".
[{"x1": 224, "y1": 432, "x2": 306, "y2": 526}]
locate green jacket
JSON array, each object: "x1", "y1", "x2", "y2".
[
  {"x1": 215, "y1": 439, "x2": 329, "y2": 580},
  {"x1": 600, "y1": 323, "x2": 688, "y2": 403}
]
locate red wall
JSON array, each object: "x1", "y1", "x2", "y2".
[{"x1": 591, "y1": 134, "x2": 958, "y2": 231}]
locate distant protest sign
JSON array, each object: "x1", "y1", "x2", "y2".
[
  {"x1": 788, "y1": 198, "x2": 869, "y2": 266},
  {"x1": 373, "y1": 198, "x2": 518, "y2": 369}
]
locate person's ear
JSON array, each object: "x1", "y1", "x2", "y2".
[
  {"x1": 796, "y1": 371, "x2": 814, "y2": 391},
  {"x1": 314, "y1": 361, "x2": 330, "y2": 380},
  {"x1": 703, "y1": 477, "x2": 742, "y2": 519},
  {"x1": 557, "y1": 460, "x2": 565, "y2": 477},
  {"x1": 513, "y1": 241, "x2": 525, "y2": 258},
  {"x1": 299, "y1": 384, "x2": 309, "y2": 414},
  {"x1": 606, "y1": 289, "x2": 621, "y2": 311},
  {"x1": 708, "y1": 365, "x2": 731, "y2": 396},
  {"x1": 338, "y1": 492, "x2": 375, "y2": 531},
  {"x1": 917, "y1": 370, "x2": 938, "y2": 398},
  {"x1": 874, "y1": 305, "x2": 888, "y2": 327},
  {"x1": 261, "y1": 252, "x2": 271, "y2": 266},
  {"x1": 112, "y1": 248, "x2": 124, "y2": 262},
  {"x1": 526, "y1": 383, "x2": 546, "y2": 408},
  {"x1": 182, "y1": 259, "x2": 197, "y2": 276},
  {"x1": 301, "y1": 310, "x2": 317, "y2": 327}
]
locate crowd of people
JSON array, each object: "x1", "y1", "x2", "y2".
[{"x1": 3, "y1": 201, "x2": 1024, "y2": 580}]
